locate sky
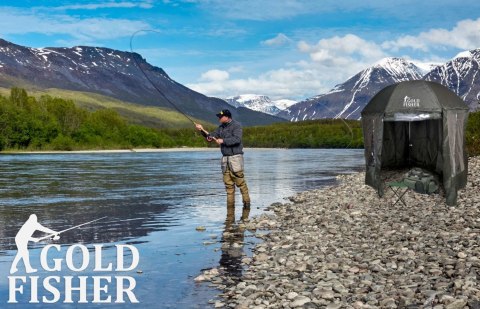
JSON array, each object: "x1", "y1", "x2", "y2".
[{"x1": 1, "y1": 0, "x2": 480, "y2": 101}]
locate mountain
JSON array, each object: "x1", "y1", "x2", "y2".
[
  {"x1": 424, "y1": 49, "x2": 480, "y2": 111},
  {"x1": 278, "y1": 57, "x2": 424, "y2": 121},
  {"x1": 411, "y1": 61, "x2": 441, "y2": 75},
  {"x1": 273, "y1": 99, "x2": 297, "y2": 110},
  {"x1": 225, "y1": 94, "x2": 296, "y2": 115},
  {"x1": 0, "y1": 39, "x2": 283, "y2": 126}
]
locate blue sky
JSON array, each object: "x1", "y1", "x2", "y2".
[{"x1": 1, "y1": 0, "x2": 480, "y2": 101}]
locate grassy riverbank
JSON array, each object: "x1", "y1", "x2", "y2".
[{"x1": 0, "y1": 88, "x2": 479, "y2": 155}]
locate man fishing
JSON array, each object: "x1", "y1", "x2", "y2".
[
  {"x1": 195, "y1": 109, "x2": 251, "y2": 209},
  {"x1": 10, "y1": 214, "x2": 59, "y2": 274}
]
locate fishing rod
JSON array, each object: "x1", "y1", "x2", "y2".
[
  {"x1": 38, "y1": 216, "x2": 108, "y2": 241},
  {"x1": 129, "y1": 30, "x2": 212, "y2": 138},
  {"x1": 129, "y1": 30, "x2": 349, "y2": 146}
]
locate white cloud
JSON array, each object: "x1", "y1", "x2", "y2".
[
  {"x1": 261, "y1": 33, "x2": 292, "y2": 47},
  {"x1": 0, "y1": 7, "x2": 151, "y2": 43},
  {"x1": 200, "y1": 69, "x2": 230, "y2": 81},
  {"x1": 53, "y1": 1, "x2": 154, "y2": 10},
  {"x1": 382, "y1": 17, "x2": 480, "y2": 51},
  {"x1": 187, "y1": 16, "x2": 480, "y2": 100},
  {"x1": 187, "y1": 35, "x2": 388, "y2": 99},
  {"x1": 295, "y1": 34, "x2": 388, "y2": 83},
  {"x1": 299, "y1": 34, "x2": 386, "y2": 65},
  {"x1": 188, "y1": 66, "x2": 325, "y2": 100}
]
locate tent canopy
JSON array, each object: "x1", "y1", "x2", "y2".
[{"x1": 361, "y1": 80, "x2": 469, "y2": 205}]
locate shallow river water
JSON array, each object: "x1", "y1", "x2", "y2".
[{"x1": 0, "y1": 148, "x2": 364, "y2": 308}]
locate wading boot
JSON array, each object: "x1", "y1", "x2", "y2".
[{"x1": 241, "y1": 205, "x2": 250, "y2": 221}]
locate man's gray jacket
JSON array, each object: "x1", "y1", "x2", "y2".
[{"x1": 209, "y1": 119, "x2": 244, "y2": 156}]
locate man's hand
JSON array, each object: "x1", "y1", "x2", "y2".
[
  {"x1": 195, "y1": 123, "x2": 204, "y2": 131},
  {"x1": 215, "y1": 138, "x2": 224, "y2": 145}
]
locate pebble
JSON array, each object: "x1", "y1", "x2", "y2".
[
  {"x1": 326, "y1": 303, "x2": 342, "y2": 309},
  {"x1": 290, "y1": 296, "x2": 311, "y2": 307},
  {"x1": 445, "y1": 299, "x2": 468, "y2": 309},
  {"x1": 254, "y1": 253, "x2": 269, "y2": 262},
  {"x1": 198, "y1": 156, "x2": 480, "y2": 308},
  {"x1": 318, "y1": 289, "x2": 335, "y2": 300}
]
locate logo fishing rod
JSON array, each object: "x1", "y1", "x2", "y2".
[{"x1": 36, "y1": 216, "x2": 108, "y2": 242}]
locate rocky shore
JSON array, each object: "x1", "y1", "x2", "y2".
[{"x1": 203, "y1": 156, "x2": 480, "y2": 308}]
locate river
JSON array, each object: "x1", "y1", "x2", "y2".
[{"x1": 0, "y1": 148, "x2": 364, "y2": 308}]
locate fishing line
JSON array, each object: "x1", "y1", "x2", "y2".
[
  {"x1": 130, "y1": 29, "x2": 353, "y2": 146},
  {"x1": 129, "y1": 29, "x2": 196, "y2": 124}
]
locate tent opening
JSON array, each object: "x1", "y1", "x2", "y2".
[{"x1": 381, "y1": 119, "x2": 443, "y2": 176}]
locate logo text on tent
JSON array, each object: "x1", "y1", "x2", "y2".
[{"x1": 403, "y1": 96, "x2": 420, "y2": 108}]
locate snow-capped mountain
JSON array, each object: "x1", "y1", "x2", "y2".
[
  {"x1": 278, "y1": 57, "x2": 424, "y2": 121},
  {"x1": 273, "y1": 99, "x2": 297, "y2": 110},
  {"x1": 424, "y1": 49, "x2": 480, "y2": 111},
  {"x1": 225, "y1": 94, "x2": 296, "y2": 115},
  {"x1": 0, "y1": 39, "x2": 282, "y2": 126},
  {"x1": 411, "y1": 61, "x2": 441, "y2": 75}
]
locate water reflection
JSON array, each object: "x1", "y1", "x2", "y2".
[{"x1": 219, "y1": 205, "x2": 250, "y2": 282}]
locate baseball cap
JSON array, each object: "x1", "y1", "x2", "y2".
[{"x1": 216, "y1": 109, "x2": 232, "y2": 118}]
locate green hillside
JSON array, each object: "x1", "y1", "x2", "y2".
[
  {"x1": 0, "y1": 86, "x2": 212, "y2": 129},
  {"x1": 0, "y1": 88, "x2": 209, "y2": 151}
]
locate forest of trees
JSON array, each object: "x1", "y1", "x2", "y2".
[
  {"x1": 0, "y1": 88, "x2": 478, "y2": 156},
  {"x1": 0, "y1": 88, "x2": 181, "y2": 150}
]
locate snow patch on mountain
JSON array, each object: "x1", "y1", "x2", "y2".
[
  {"x1": 410, "y1": 61, "x2": 441, "y2": 75},
  {"x1": 373, "y1": 57, "x2": 423, "y2": 82},
  {"x1": 225, "y1": 94, "x2": 296, "y2": 115},
  {"x1": 273, "y1": 99, "x2": 297, "y2": 110},
  {"x1": 424, "y1": 48, "x2": 480, "y2": 110},
  {"x1": 454, "y1": 50, "x2": 472, "y2": 60}
]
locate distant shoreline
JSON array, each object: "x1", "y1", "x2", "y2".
[
  {"x1": 0, "y1": 147, "x2": 215, "y2": 154},
  {"x1": 0, "y1": 147, "x2": 296, "y2": 154}
]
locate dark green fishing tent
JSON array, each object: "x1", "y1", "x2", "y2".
[{"x1": 361, "y1": 80, "x2": 469, "y2": 206}]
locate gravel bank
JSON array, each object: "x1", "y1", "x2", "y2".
[{"x1": 206, "y1": 156, "x2": 480, "y2": 308}]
